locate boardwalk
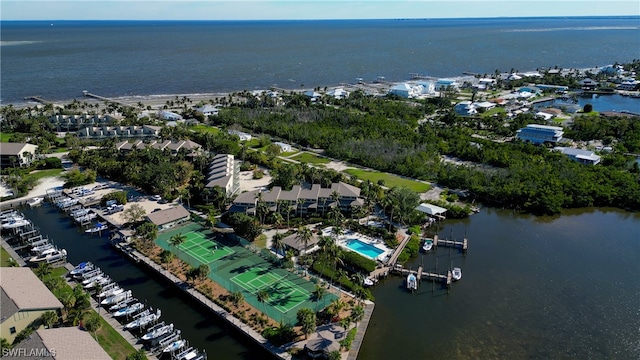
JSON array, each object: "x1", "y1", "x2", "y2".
[
  {"x1": 346, "y1": 300, "x2": 375, "y2": 360},
  {"x1": 385, "y1": 232, "x2": 411, "y2": 265}
]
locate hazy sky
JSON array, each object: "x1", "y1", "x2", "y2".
[{"x1": 2, "y1": 1, "x2": 639, "y2": 21}]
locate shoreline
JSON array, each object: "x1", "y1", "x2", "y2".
[{"x1": 3, "y1": 64, "x2": 614, "y2": 110}]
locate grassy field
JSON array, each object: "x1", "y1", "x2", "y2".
[
  {"x1": 480, "y1": 107, "x2": 507, "y2": 117},
  {"x1": 290, "y1": 152, "x2": 331, "y2": 165},
  {"x1": 344, "y1": 168, "x2": 431, "y2": 193},
  {"x1": 1, "y1": 132, "x2": 13, "y2": 142},
  {"x1": 27, "y1": 168, "x2": 65, "y2": 181},
  {"x1": 191, "y1": 124, "x2": 220, "y2": 134}
]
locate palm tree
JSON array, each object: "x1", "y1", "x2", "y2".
[
  {"x1": 230, "y1": 291, "x2": 244, "y2": 307},
  {"x1": 297, "y1": 198, "x2": 305, "y2": 219},
  {"x1": 83, "y1": 312, "x2": 102, "y2": 342},
  {"x1": 169, "y1": 232, "x2": 187, "y2": 257},
  {"x1": 296, "y1": 226, "x2": 313, "y2": 256},
  {"x1": 34, "y1": 262, "x2": 52, "y2": 280},
  {"x1": 256, "y1": 289, "x2": 270, "y2": 312},
  {"x1": 159, "y1": 249, "x2": 175, "y2": 270},
  {"x1": 350, "y1": 304, "x2": 365, "y2": 326},
  {"x1": 272, "y1": 232, "x2": 286, "y2": 257},
  {"x1": 41, "y1": 311, "x2": 59, "y2": 329}
]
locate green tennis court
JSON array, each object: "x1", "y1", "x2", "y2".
[
  {"x1": 231, "y1": 267, "x2": 311, "y2": 313},
  {"x1": 156, "y1": 222, "x2": 338, "y2": 324},
  {"x1": 178, "y1": 231, "x2": 235, "y2": 264}
]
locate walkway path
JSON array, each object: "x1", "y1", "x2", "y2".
[{"x1": 347, "y1": 300, "x2": 375, "y2": 360}]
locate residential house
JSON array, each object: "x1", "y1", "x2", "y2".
[
  {"x1": 0, "y1": 143, "x2": 38, "y2": 168},
  {"x1": 231, "y1": 182, "x2": 363, "y2": 216},
  {"x1": 204, "y1": 154, "x2": 240, "y2": 199},
  {"x1": 535, "y1": 84, "x2": 569, "y2": 93},
  {"x1": 114, "y1": 139, "x2": 202, "y2": 155},
  {"x1": 0, "y1": 268, "x2": 63, "y2": 343},
  {"x1": 280, "y1": 232, "x2": 320, "y2": 255},
  {"x1": 454, "y1": 101, "x2": 477, "y2": 116},
  {"x1": 617, "y1": 79, "x2": 639, "y2": 91},
  {"x1": 415, "y1": 80, "x2": 436, "y2": 95},
  {"x1": 515, "y1": 124, "x2": 564, "y2": 144},
  {"x1": 274, "y1": 142, "x2": 292, "y2": 153},
  {"x1": 578, "y1": 78, "x2": 598, "y2": 90},
  {"x1": 553, "y1": 147, "x2": 601, "y2": 165},
  {"x1": 435, "y1": 79, "x2": 459, "y2": 91},
  {"x1": 303, "y1": 90, "x2": 322, "y2": 102},
  {"x1": 326, "y1": 88, "x2": 350, "y2": 99},
  {"x1": 389, "y1": 83, "x2": 420, "y2": 98},
  {"x1": 14, "y1": 327, "x2": 111, "y2": 360},
  {"x1": 146, "y1": 205, "x2": 190, "y2": 231},
  {"x1": 196, "y1": 105, "x2": 219, "y2": 117},
  {"x1": 49, "y1": 113, "x2": 123, "y2": 131},
  {"x1": 228, "y1": 130, "x2": 252, "y2": 141},
  {"x1": 157, "y1": 110, "x2": 183, "y2": 121},
  {"x1": 77, "y1": 125, "x2": 161, "y2": 140}
]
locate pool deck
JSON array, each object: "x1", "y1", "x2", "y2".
[{"x1": 323, "y1": 227, "x2": 392, "y2": 262}]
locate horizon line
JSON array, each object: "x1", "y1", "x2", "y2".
[{"x1": 3, "y1": 15, "x2": 640, "y2": 22}]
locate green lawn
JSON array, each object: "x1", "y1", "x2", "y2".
[
  {"x1": 1, "y1": 246, "x2": 16, "y2": 266},
  {"x1": 344, "y1": 168, "x2": 431, "y2": 193},
  {"x1": 191, "y1": 124, "x2": 220, "y2": 134},
  {"x1": 93, "y1": 312, "x2": 139, "y2": 360},
  {"x1": 480, "y1": 107, "x2": 506, "y2": 117},
  {"x1": 290, "y1": 152, "x2": 331, "y2": 165},
  {"x1": 1, "y1": 132, "x2": 13, "y2": 142},
  {"x1": 27, "y1": 168, "x2": 64, "y2": 181}
]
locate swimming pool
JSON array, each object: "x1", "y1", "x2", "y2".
[{"x1": 345, "y1": 238, "x2": 384, "y2": 260}]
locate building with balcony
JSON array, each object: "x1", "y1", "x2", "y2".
[
  {"x1": 204, "y1": 154, "x2": 240, "y2": 200},
  {"x1": 516, "y1": 124, "x2": 564, "y2": 144},
  {"x1": 0, "y1": 143, "x2": 38, "y2": 168}
]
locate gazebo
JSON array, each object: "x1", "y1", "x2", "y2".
[{"x1": 304, "y1": 337, "x2": 340, "y2": 359}]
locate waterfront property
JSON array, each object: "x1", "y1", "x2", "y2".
[
  {"x1": 156, "y1": 222, "x2": 338, "y2": 324},
  {"x1": 0, "y1": 142, "x2": 38, "y2": 168},
  {"x1": 0, "y1": 267, "x2": 63, "y2": 343},
  {"x1": 49, "y1": 113, "x2": 124, "y2": 131},
  {"x1": 515, "y1": 124, "x2": 564, "y2": 144},
  {"x1": 553, "y1": 147, "x2": 601, "y2": 165}
]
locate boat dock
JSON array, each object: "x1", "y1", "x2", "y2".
[
  {"x1": 385, "y1": 232, "x2": 411, "y2": 266},
  {"x1": 432, "y1": 234, "x2": 468, "y2": 252},
  {"x1": 394, "y1": 265, "x2": 452, "y2": 287},
  {"x1": 22, "y1": 96, "x2": 52, "y2": 105}
]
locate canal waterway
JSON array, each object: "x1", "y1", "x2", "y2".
[
  {"x1": 359, "y1": 207, "x2": 639, "y2": 360},
  {"x1": 534, "y1": 93, "x2": 640, "y2": 114},
  {"x1": 19, "y1": 205, "x2": 640, "y2": 359},
  {"x1": 20, "y1": 205, "x2": 270, "y2": 360}
]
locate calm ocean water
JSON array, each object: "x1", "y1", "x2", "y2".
[{"x1": 1, "y1": 17, "x2": 640, "y2": 105}]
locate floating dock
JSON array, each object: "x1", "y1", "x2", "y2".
[{"x1": 394, "y1": 265, "x2": 452, "y2": 287}]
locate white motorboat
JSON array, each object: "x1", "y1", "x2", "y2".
[
  {"x1": 84, "y1": 275, "x2": 111, "y2": 289},
  {"x1": 0, "y1": 210, "x2": 19, "y2": 220},
  {"x1": 2, "y1": 219, "x2": 31, "y2": 229},
  {"x1": 162, "y1": 339, "x2": 186, "y2": 353},
  {"x1": 363, "y1": 277, "x2": 375, "y2": 287},
  {"x1": 85, "y1": 223, "x2": 106, "y2": 234},
  {"x1": 175, "y1": 347, "x2": 198, "y2": 360},
  {"x1": 81, "y1": 272, "x2": 105, "y2": 285},
  {"x1": 97, "y1": 286, "x2": 123, "y2": 299},
  {"x1": 27, "y1": 197, "x2": 44, "y2": 207},
  {"x1": 422, "y1": 239, "x2": 434, "y2": 252},
  {"x1": 32, "y1": 243, "x2": 55, "y2": 255},
  {"x1": 101, "y1": 290, "x2": 133, "y2": 305},
  {"x1": 71, "y1": 208, "x2": 90, "y2": 218},
  {"x1": 406, "y1": 273, "x2": 417, "y2": 291},
  {"x1": 30, "y1": 238, "x2": 49, "y2": 248},
  {"x1": 109, "y1": 297, "x2": 136, "y2": 312},
  {"x1": 125, "y1": 309, "x2": 161, "y2": 330},
  {"x1": 452, "y1": 267, "x2": 462, "y2": 281},
  {"x1": 29, "y1": 249, "x2": 67, "y2": 264},
  {"x1": 113, "y1": 302, "x2": 145, "y2": 318},
  {"x1": 1, "y1": 214, "x2": 24, "y2": 223},
  {"x1": 69, "y1": 262, "x2": 95, "y2": 276},
  {"x1": 142, "y1": 323, "x2": 174, "y2": 341},
  {"x1": 79, "y1": 269, "x2": 103, "y2": 282},
  {"x1": 75, "y1": 213, "x2": 97, "y2": 223}
]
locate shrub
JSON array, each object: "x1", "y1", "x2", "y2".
[
  {"x1": 341, "y1": 251, "x2": 377, "y2": 273},
  {"x1": 396, "y1": 234, "x2": 421, "y2": 264}
]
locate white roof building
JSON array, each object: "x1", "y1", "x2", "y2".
[
  {"x1": 327, "y1": 88, "x2": 350, "y2": 99},
  {"x1": 196, "y1": 105, "x2": 219, "y2": 116},
  {"x1": 415, "y1": 203, "x2": 447, "y2": 217},
  {"x1": 553, "y1": 147, "x2": 601, "y2": 165}
]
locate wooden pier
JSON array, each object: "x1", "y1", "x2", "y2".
[
  {"x1": 23, "y1": 96, "x2": 51, "y2": 105},
  {"x1": 385, "y1": 232, "x2": 411, "y2": 265},
  {"x1": 395, "y1": 265, "x2": 452, "y2": 287},
  {"x1": 432, "y1": 234, "x2": 468, "y2": 252}
]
